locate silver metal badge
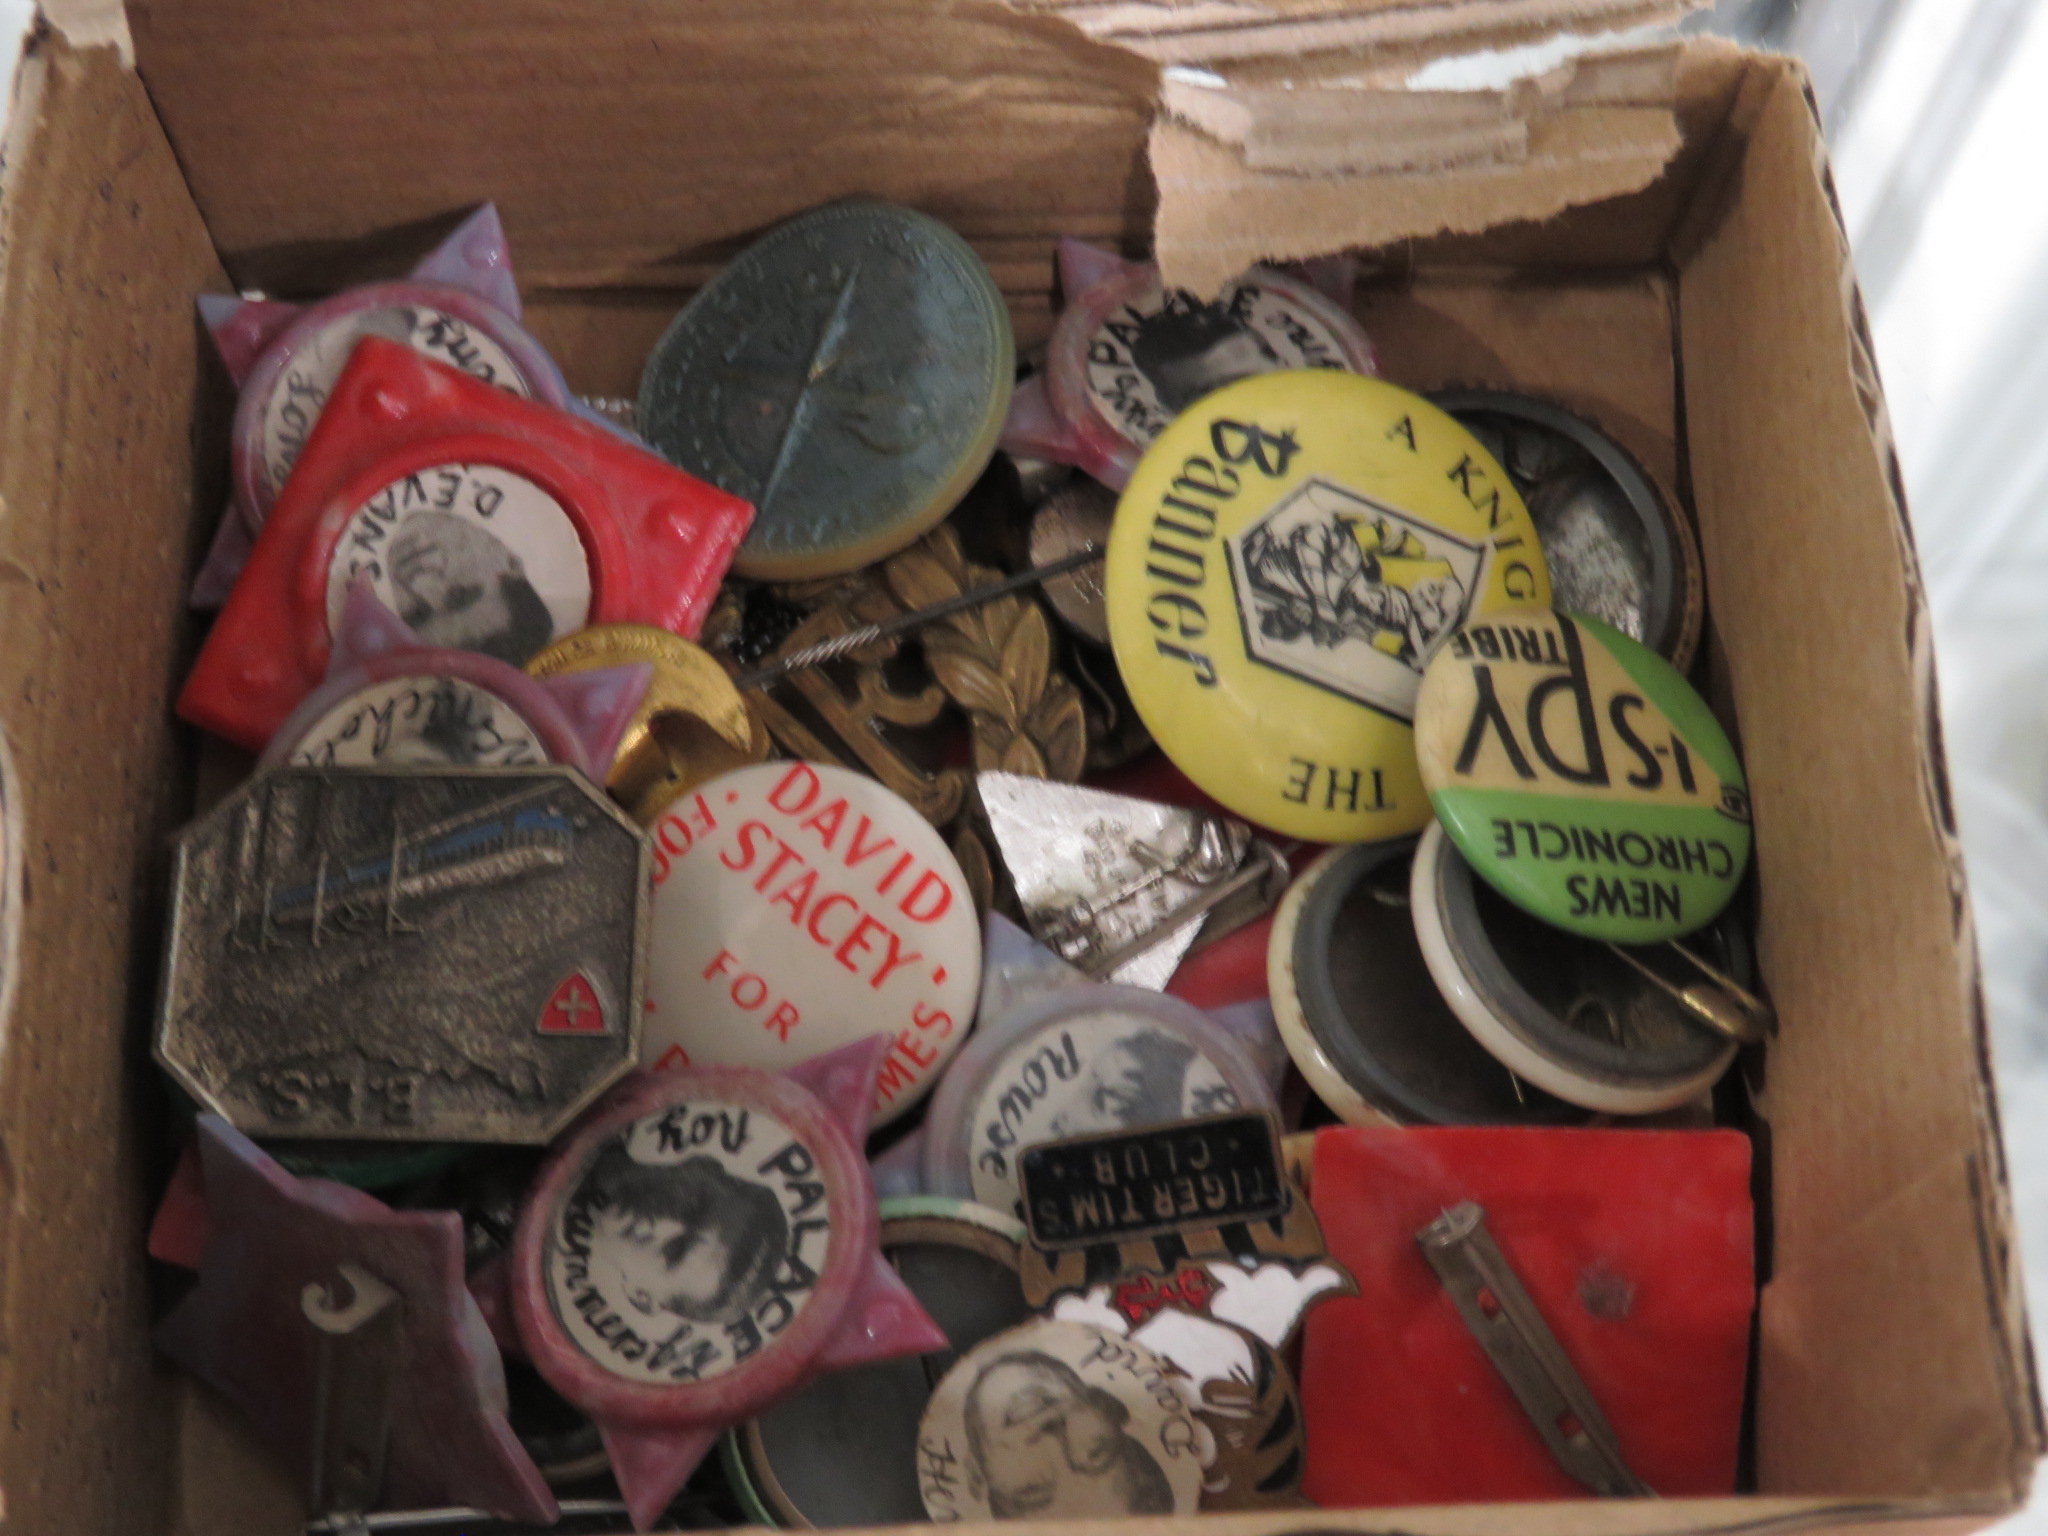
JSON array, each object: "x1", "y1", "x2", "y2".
[
  {"x1": 156, "y1": 767, "x2": 647, "y2": 1144},
  {"x1": 977, "y1": 771, "x2": 1272, "y2": 990}
]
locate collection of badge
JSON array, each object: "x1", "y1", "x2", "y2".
[{"x1": 147, "y1": 199, "x2": 1768, "y2": 1532}]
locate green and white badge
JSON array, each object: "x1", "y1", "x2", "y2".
[{"x1": 1414, "y1": 608, "x2": 1751, "y2": 943}]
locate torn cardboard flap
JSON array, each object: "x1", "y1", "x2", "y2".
[
  {"x1": 1015, "y1": 0, "x2": 1697, "y2": 290},
  {"x1": 1008, "y1": 0, "x2": 1696, "y2": 68},
  {"x1": 1148, "y1": 51, "x2": 1684, "y2": 289},
  {"x1": 1160, "y1": 42, "x2": 1680, "y2": 177}
]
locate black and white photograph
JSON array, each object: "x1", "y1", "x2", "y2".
[
  {"x1": 918, "y1": 1319, "x2": 1202, "y2": 1522},
  {"x1": 1082, "y1": 274, "x2": 1359, "y2": 443},
  {"x1": 967, "y1": 1019, "x2": 1239, "y2": 1211},
  {"x1": 1229, "y1": 478, "x2": 1484, "y2": 717},
  {"x1": 545, "y1": 1103, "x2": 832, "y2": 1385},
  {"x1": 287, "y1": 677, "x2": 547, "y2": 768},
  {"x1": 324, "y1": 463, "x2": 594, "y2": 667}
]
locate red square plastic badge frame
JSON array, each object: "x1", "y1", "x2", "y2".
[{"x1": 179, "y1": 337, "x2": 754, "y2": 753}]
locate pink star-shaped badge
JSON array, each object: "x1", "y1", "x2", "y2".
[
  {"x1": 156, "y1": 1116, "x2": 555, "y2": 1524},
  {"x1": 512, "y1": 1034, "x2": 946, "y2": 1529},
  {"x1": 258, "y1": 578, "x2": 650, "y2": 780}
]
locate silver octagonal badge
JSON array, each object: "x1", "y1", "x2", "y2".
[{"x1": 156, "y1": 767, "x2": 648, "y2": 1145}]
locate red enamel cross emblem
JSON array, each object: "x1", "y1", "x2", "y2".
[{"x1": 539, "y1": 973, "x2": 607, "y2": 1036}]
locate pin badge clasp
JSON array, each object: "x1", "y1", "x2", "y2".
[
  {"x1": 1603, "y1": 941, "x2": 1776, "y2": 1044},
  {"x1": 303, "y1": 1263, "x2": 406, "y2": 1521},
  {"x1": 1417, "y1": 1201, "x2": 1653, "y2": 1498}
]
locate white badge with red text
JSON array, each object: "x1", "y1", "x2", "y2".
[{"x1": 645, "y1": 763, "x2": 982, "y2": 1127}]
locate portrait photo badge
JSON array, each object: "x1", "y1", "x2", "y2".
[
  {"x1": 1041, "y1": 243, "x2": 1378, "y2": 489},
  {"x1": 154, "y1": 767, "x2": 647, "y2": 1146},
  {"x1": 920, "y1": 982, "x2": 1278, "y2": 1219},
  {"x1": 510, "y1": 1040, "x2": 945, "y2": 1530},
  {"x1": 177, "y1": 338, "x2": 753, "y2": 755},
  {"x1": 1105, "y1": 371, "x2": 1552, "y2": 843},
  {"x1": 203, "y1": 203, "x2": 570, "y2": 539},
  {"x1": 262, "y1": 579, "x2": 649, "y2": 780},
  {"x1": 917, "y1": 1317, "x2": 1204, "y2": 1521}
]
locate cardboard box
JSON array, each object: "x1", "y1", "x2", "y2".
[{"x1": 0, "y1": 1, "x2": 2037, "y2": 1531}]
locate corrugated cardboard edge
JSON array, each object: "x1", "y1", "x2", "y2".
[
  {"x1": 1149, "y1": 50, "x2": 1683, "y2": 289},
  {"x1": 1008, "y1": 0, "x2": 1701, "y2": 289},
  {"x1": 34, "y1": 0, "x2": 129, "y2": 59},
  {"x1": 1007, "y1": 0, "x2": 1690, "y2": 68}
]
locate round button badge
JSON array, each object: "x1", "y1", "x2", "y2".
[
  {"x1": 509, "y1": 1039, "x2": 946, "y2": 1529},
  {"x1": 527, "y1": 625, "x2": 764, "y2": 826},
  {"x1": 1044, "y1": 254, "x2": 1377, "y2": 489},
  {"x1": 262, "y1": 580, "x2": 649, "y2": 779},
  {"x1": 729, "y1": 1197, "x2": 1033, "y2": 1529},
  {"x1": 1267, "y1": 844, "x2": 1586, "y2": 1128},
  {"x1": 916, "y1": 1318, "x2": 1205, "y2": 1521},
  {"x1": 1409, "y1": 822, "x2": 1740, "y2": 1114},
  {"x1": 1107, "y1": 371, "x2": 1552, "y2": 842},
  {"x1": 239, "y1": 283, "x2": 568, "y2": 529},
  {"x1": 920, "y1": 983, "x2": 1276, "y2": 1216},
  {"x1": 1415, "y1": 608, "x2": 1751, "y2": 942},
  {"x1": 644, "y1": 762, "x2": 981, "y2": 1126},
  {"x1": 1435, "y1": 390, "x2": 1703, "y2": 669},
  {"x1": 322, "y1": 461, "x2": 594, "y2": 667},
  {"x1": 638, "y1": 201, "x2": 1014, "y2": 580}
]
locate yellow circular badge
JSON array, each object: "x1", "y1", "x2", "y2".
[{"x1": 1108, "y1": 371, "x2": 1551, "y2": 841}]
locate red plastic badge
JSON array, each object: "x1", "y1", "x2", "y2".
[
  {"x1": 179, "y1": 338, "x2": 753, "y2": 754},
  {"x1": 509, "y1": 1035, "x2": 945, "y2": 1528},
  {"x1": 1301, "y1": 1125, "x2": 1754, "y2": 1505}
]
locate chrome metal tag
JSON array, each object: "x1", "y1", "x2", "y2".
[{"x1": 978, "y1": 771, "x2": 1272, "y2": 989}]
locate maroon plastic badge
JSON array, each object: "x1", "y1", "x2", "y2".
[
  {"x1": 203, "y1": 203, "x2": 567, "y2": 538},
  {"x1": 260, "y1": 579, "x2": 650, "y2": 777},
  {"x1": 155, "y1": 1116, "x2": 556, "y2": 1523},
  {"x1": 179, "y1": 338, "x2": 753, "y2": 754},
  {"x1": 509, "y1": 1035, "x2": 947, "y2": 1528}
]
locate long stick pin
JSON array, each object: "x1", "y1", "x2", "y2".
[{"x1": 733, "y1": 547, "x2": 1104, "y2": 690}]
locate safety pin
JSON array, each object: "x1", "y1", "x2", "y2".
[
  {"x1": 1602, "y1": 941, "x2": 1775, "y2": 1044},
  {"x1": 1084, "y1": 839, "x2": 1291, "y2": 979}
]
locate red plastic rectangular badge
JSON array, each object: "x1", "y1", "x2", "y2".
[
  {"x1": 1302, "y1": 1125, "x2": 1754, "y2": 1505},
  {"x1": 179, "y1": 337, "x2": 753, "y2": 753}
]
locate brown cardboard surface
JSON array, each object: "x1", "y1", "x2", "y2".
[
  {"x1": 1162, "y1": 44, "x2": 1684, "y2": 178},
  {"x1": 121, "y1": 0, "x2": 1713, "y2": 307},
  {"x1": 1678, "y1": 61, "x2": 2042, "y2": 1498},
  {"x1": 124, "y1": 0, "x2": 1161, "y2": 299},
  {"x1": 169, "y1": 1377, "x2": 300, "y2": 1536},
  {"x1": 1379, "y1": 39, "x2": 1749, "y2": 270},
  {"x1": 0, "y1": 10, "x2": 2036, "y2": 1533},
  {"x1": 1358, "y1": 272, "x2": 1679, "y2": 495},
  {"x1": 0, "y1": 29, "x2": 228, "y2": 1534},
  {"x1": 1008, "y1": 0, "x2": 1694, "y2": 67},
  {"x1": 1151, "y1": 98, "x2": 1679, "y2": 290}
]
